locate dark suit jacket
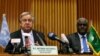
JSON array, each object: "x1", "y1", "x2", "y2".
[
  {"x1": 61, "y1": 32, "x2": 93, "y2": 54},
  {"x1": 5, "y1": 29, "x2": 46, "y2": 54}
]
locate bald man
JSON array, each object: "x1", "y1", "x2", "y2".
[{"x1": 62, "y1": 18, "x2": 93, "y2": 54}]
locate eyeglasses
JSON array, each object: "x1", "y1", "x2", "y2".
[
  {"x1": 78, "y1": 23, "x2": 87, "y2": 26},
  {"x1": 21, "y1": 19, "x2": 33, "y2": 22}
]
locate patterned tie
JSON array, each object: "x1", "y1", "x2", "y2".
[{"x1": 82, "y1": 35, "x2": 88, "y2": 52}]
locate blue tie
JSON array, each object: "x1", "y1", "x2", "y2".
[{"x1": 82, "y1": 35, "x2": 88, "y2": 52}]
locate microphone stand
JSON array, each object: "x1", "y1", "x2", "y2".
[
  {"x1": 57, "y1": 39, "x2": 71, "y2": 54},
  {"x1": 57, "y1": 39, "x2": 65, "y2": 54},
  {"x1": 12, "y1": 43, "x2": 17, "y2": 56},
  {"x1": 24, "y1": 47, "x2": 30, "y2": 56},
  {"x1": 58, "y1": 42, "x2": 62, "y2": 54},
  {"x1": 13, "y1": 43, "x2": 17, "y2": 54}
]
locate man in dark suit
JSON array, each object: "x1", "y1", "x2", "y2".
[
  {"x1": 5, "y1": 12, "x2": 46, "y2": 54},
  {"x1": 62, "y1": 18, "x2": 92, "y2": 54}
]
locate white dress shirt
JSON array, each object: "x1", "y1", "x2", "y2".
[{"x1": 21, "y1": 29, "x2": 35, "y2": 47}]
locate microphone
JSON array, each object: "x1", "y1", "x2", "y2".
[
  {"x1": 24, "y1": 36, "x2": 30, "y2": 54},
  {"x1": 48, "y1": 32, "x2": 69, "y2": 54},
  {"x1": 36, "y1": 33, "x2": 46, "y2": 46},
  {"x1": 61, "y1": 33, "x2": 73, "y2": 53},
  {"x1": 61, "y1": 33, "x2": 69, "y2": 44},
  {"x1": 48, "y1": 32, "x2": 67, "y2": 44},
  {"x1": 11, "y1": 38, "x2": 21, "y2": 54}
]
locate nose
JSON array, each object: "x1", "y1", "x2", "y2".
[
  {"x1": 81, "y1": 24, "x2": 84, "y2": 27},
  {"x1": 26, "y1": 20, "x2": 29, "y2": 23}
]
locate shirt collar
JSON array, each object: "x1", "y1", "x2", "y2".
[
  {"x1": 21, "y1": 29, "x2": 33, "y2": 36},
  {"x1": 78, "y1": 33, "x2": 87, "y2": 38}
]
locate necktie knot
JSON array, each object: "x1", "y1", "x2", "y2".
[
  {"x1": 82, "y1": 35, "x2": 86, "y2": 40},
  {"x1": 82, "y1": 35, "x2": 85, "y2": 39}
]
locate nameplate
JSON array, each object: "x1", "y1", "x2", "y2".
[{"x1": 30, "y1": 46, "x2": 58, "y2": 55}]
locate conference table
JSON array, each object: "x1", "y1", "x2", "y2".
[
  {"x1": 0, "y1": 47, "x2": 96, "y2": 56},
  {"x1": 0, "y1": 53, "x2": 94, "y2": 56},
  {"x1": 0, "y1": 47, "x2": 95, "y2": 56}
]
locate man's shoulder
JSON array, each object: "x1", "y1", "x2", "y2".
[
  {"x1": 32, "y1": 30, "x2": 45, "y2": 38},
  {"x1": 67, "y1": 32, "x2": 78, "y2": 39},
  {"x1": 32, "y1": 30, "x2": 44, "y2": 34},
  {"x1": 10, "y1": 30, "x2": 21, "y2": 37},
  {"x1": 11, "y1": 30, "x2": 21, "y2": 34},
  {"x1": 67, "y1": 32, "x2": 78, "y2": 36}
]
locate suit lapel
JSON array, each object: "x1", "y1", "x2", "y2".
[
  {"x1": 16, "y1": 30, "x2": 24, "y2": 47},
  {"x1": 32, "y1": 30, "x2": 37, "y2": 43},
  {"x1": 75, "y1": 33, "x2": 81, "y2": 52},
  {"x1": 32, "y1": 30, "x2": 43, "y2": 45}
]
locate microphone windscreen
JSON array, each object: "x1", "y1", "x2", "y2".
[
  {"x1": 11, "y1": 38, "x2": 21, "y2": 44},
  {"x1": 48, "y1": 32, "x2": 57, "y2": 40}
]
